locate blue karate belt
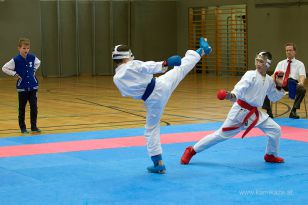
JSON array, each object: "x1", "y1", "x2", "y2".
[{"x1": 142, "y1": 78, "x2": 156, "y2": 101}]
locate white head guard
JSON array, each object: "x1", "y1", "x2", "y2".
[
  {"x1": 255, "y1": 51, "x2": 272, "y2": 69},
  {"x1": 112, "y1": 45, "x2": 134, "y2": 60}
]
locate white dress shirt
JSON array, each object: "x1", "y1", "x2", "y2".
[{"x1": 275, "y1": 58, "x2": 306, "y2": 81}]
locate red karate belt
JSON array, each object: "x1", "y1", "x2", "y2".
[{"x1": 222, "y1": 99, "x2": 259, "y2": 138}]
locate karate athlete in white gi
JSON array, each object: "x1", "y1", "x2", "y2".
[
  {"x1": 113, "y1": 38, "x2": 212, "y2": 174},
  {"x1": 181, "y1": 51, "x2": 287, "y2": 165}
]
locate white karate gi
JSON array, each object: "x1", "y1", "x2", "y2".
[
  {"x1": 114, "y1": 50, "x2": 201, "y2": 156},
  {"x1": 194, "y1": 70, "x2": 285, "y2": 156}
]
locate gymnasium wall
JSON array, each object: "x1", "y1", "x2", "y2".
[
  {"x1": 0, "y1": 0, "x2": 177, "y2": 77},
  {"x1": 177, "y1": 0, "x2": 308, "y2": 72},
  {"x1": 0, "y1": 0, "x2": 41, "y2": 76},
  {"x1": 0, "y1": 0, "x2": 307, "y2": 77}
]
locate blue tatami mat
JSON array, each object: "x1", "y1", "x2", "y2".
[{"x1": 0, "y1": 118, "x2": 307, "y2": 205}]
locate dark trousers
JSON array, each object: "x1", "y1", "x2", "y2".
[
  {"x1": 262, "y1": 78, "x2": 306, "y2": 112},
  {"x1": 18, "y1": 90, "x2": 38, "y2": 130}
]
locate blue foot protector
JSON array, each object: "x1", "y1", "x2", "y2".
[
  {"x1": 195, "y1": 48, "x2": 203, "y2": 56},
  {"x1": 147, "y1": 164, "x2": 166, "y2": 174},
  {"x1": 199, "y1": 37, "x2": 212, "y2": 55},
  {"x1": 147, "y1": 154, "x2": 166, "y2": 174}
]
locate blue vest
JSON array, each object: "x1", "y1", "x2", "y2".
[{"x1": 13, "y1": 53, "x2": 39, "y2": 91}]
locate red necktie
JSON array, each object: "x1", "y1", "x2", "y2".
[{"x1": 283, "y1": 60, "x2": 291, "y2": 87}]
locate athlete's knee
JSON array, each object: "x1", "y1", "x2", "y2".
[
  {"x1": 218, "y1": 129, "x2": 236, "y2": 139},
  {"x1": 276, "y1": 126, "x2": 282, "y2": 136},
  {"x1": 270, "y1": 125, "x2": 281, "y2": 138},
  {"x1": 145, "y1": 123, "x2": 160, "y2": 135}
]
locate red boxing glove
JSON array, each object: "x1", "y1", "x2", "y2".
[
  {"x1": 217, "y1": 89, "x2": 227, "y2": 100},
  {"x1": 274, "y1": 71, "x2": 284, "y2": 89},
  {"x1": 274, "y1": 71, "x2": 284, "y2": 79}
]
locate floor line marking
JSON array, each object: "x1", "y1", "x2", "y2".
[{"x1": 0, "y1": 126, "x2": 307, "y2": 158}]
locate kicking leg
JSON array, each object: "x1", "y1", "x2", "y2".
[
  {"x1": 158, "y1": 50, "x2": 201, "y2": 94},
  {"x1": 158, "y1": 38, "x2": 211, "y2": 94}
]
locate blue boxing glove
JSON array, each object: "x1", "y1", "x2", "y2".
[{"x1": 162, "y1": 55, "x2": 181, "y2": 67}]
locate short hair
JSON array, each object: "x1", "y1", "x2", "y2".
[
  {"x1": 116, "y1": 45, "x2": 129, "y2": 52},
  {"x1": 261, "y1": 51, "x2": 272, "y2": 61},
  {"x1": 285, "y1": 42, "x2": 296, "y2": 51},
  {"x1": 18, "y1": 37, "x2": 30, "y2": 47},
  {"x1": 112, "y1": 45, "x2": 130, "y2": 65},
  {"x1": 255, "y1": 51, "x2": 272, "y2": 68}
]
